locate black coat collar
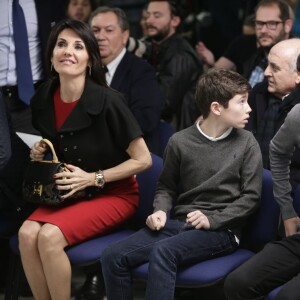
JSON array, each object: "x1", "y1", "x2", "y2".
[{"x1": 31, "y1": 77, "x2": 107, "y2": 137}]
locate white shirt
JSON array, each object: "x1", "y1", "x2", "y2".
[
  {"x1": 0, "y1": 0, "x2": 42, "y2": 86},
  {"x1": 105, "y1": 47, "x2": 126, "y2": 86},
  {"x1": 196, "y1": 121, "x2": 233, "y2": 141}
]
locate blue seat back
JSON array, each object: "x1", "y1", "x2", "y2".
[
  {"x1": 134, "y1": 154, "x2": 163, "y2": 227},
  {"x1": 241, "y1": 169, "x2": 280, "y2": 252},
  {"x1": 158, "y1": 121, "x2": 174, "y2": 158}
]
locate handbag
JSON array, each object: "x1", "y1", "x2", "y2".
[{"x1": 22, "y1": 138, "x2": 68, "y2": 206}]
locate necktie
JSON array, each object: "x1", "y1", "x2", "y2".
[
  {"x1": 102, "y1": 65, "x2": 108, "y2": 73},
  {"x1": 12, "y1": 0, "x2": 34, "y2": 105}
]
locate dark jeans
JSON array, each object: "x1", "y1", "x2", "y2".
[
  {"x1": 101, "y1": 219, "x2": 238, "y2": 300},
  {"x1": 224, "y1": 234, "x2": 300, "y2": 300}
]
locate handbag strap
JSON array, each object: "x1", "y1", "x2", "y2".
[{"x1": 41, "y1": 139, "x2": 59, "y2": 163}]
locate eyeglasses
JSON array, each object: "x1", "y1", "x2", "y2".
[{"x1": 254, "y1": 20, "x2": 284, "y2": 30}]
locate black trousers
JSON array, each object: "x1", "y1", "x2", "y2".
[{"x1": 224, "y1": 234, "x2": 300, "y2": 300}]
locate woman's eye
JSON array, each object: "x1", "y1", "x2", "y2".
[
  {"x1": 57, "y1": 41, "x2": 66, "y2": 48},
  {"x1": 75, "y1": 44, "x2": 84, "y2": 50}
]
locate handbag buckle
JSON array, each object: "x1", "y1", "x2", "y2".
[{"x1": 33, "y1": 184, "x2": 43, "y2": 196}]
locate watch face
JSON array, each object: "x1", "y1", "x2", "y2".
[
  {"x1": 97, "y1": 178, "x2": 104, "y2": 186},
  {"x1": 95, "y1": 172, "x2": 105, "y2": 187}
]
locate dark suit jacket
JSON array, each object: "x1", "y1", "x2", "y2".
[
  {"x1": 110, "y1": 51, "x2": 164, "y2": 154},
  {"x1": 246, "y1": 80, "x2": 300, "y2": 189},
  {"x1": 0, "y1": 92, "x2": 32, "y2": 213}
]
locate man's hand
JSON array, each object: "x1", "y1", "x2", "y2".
[
  {"x1": 186, "y1": 210, "x2": 210, "y2": 229},
  {"x1": 146, "y1": 210, "x2": 167, "y2": 231},
  {"x1": 284, "y1": 217, "x2": 300, "y2": 237},
  {"x1": 195, "y1": 41, "x2": 215, "y2": 66}
]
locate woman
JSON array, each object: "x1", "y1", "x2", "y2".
[{"x1": 18, "y1": 19, "x2": 152, "y2": 300}]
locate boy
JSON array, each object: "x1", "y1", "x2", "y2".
[{"x1": 101, "y1": 69, "x2": 263, "y2": 300}]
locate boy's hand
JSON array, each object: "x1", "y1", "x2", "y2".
[
  {"x1": 283, "y1": 217, "x2": 300, "y2": 237},
  {"x1": 186, "y1": 210, "x2": 210, "y2": 230},
  {"x1": 146, "y1": 210, "x2": 167, "y2": 231}
]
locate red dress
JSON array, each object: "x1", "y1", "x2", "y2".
[{"x1": 28, "y1": 88, "x2": 139, "y2": 245}]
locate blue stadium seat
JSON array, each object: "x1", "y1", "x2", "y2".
[{"x1": 6, "y1": 167, "x2": 280, "y2": 299}]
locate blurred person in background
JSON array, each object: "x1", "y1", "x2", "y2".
[
  {"x1": 142, "y1": 0, "x2": 202, "y2": 130},
  {"x1": 66, "y1": 0, "x2": 97, "y2": 23},
  {"x1": 196, "y1": 0, "x2": 293, "y2": 88}
]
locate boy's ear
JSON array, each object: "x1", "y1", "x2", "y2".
[{"x1": 211, "y1": 101, "x2": 221, "y2": 116}]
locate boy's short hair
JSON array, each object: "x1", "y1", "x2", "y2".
[{"x1": 196, "y1": 69, "x2": 251, "y2": 118}]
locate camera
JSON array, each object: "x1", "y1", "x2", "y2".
[{"x1": 126, "y1": 37, "x2": 151, "y2": 58}]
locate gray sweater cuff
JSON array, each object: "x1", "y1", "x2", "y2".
[{"x1": 281, "y1": 205, "x2": 298, "y2": 220}]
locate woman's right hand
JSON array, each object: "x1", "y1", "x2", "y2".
[{"x1": 30, "y1": 140, "x2": 48, "y2": 161}]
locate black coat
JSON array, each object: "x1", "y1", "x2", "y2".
[
  {"x1": 31, "y1": 78, "x2": 142, "y2": 174},
  {"x1": 145, "y1": 34, "x2": 202, "y2": 127}
]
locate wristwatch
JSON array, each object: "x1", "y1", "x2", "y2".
[{"x1": 95, "y1": 170, "x2": 105, "y2": 188}]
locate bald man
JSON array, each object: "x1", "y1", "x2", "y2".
[
  {"x1": 245, "y1": 38, "x2": 300, "y2": 186},
  {"x1": 225, "y1": 39, "x2": 300, "y2": 300}
]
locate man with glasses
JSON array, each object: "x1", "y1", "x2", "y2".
[
  {"x1": 196, "y1": 0, "x2": 293, "y2": 88},
  {"x1": 247, "y1": 0, "x2": 293, "y2": 87}
]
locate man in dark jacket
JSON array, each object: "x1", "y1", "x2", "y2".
[
  {"x1": 143, "y1": 0, "x2": 203, "y2": 130},
  {"x1": 246, "y1": 38, "x2": 300, "y2": 189}
]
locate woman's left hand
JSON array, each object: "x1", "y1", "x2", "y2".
[{"x1": 54, "y1": 163, "x2": 95, "y2": 199}]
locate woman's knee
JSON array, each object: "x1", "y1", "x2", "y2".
[
  {"x1": 18, "y1": 220, "x2": 41, "y2": 250},
  {"x1": 37, "y1": 224, "x2": 67, "y2": 254}
]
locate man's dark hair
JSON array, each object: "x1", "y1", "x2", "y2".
[
  {"x1": 195, "y1": 69, "x2": 251, "y2": 119},
  {"x1": 148, "y1": 0, "x2": 183, "y2": 19},
  {"x1": 89, "y1": 6, "x2": 130, "y2": 32},
  {"x1": 255, "y1": 0, "x2": 290, "y2": 21}
]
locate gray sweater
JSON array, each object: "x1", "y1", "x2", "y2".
[
  {"x1": 270, "y1": 104, "x2": 300, "y2": 220},
  {"x1": 154, "y1": 125, "x2": 263, "y2": 238}
]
